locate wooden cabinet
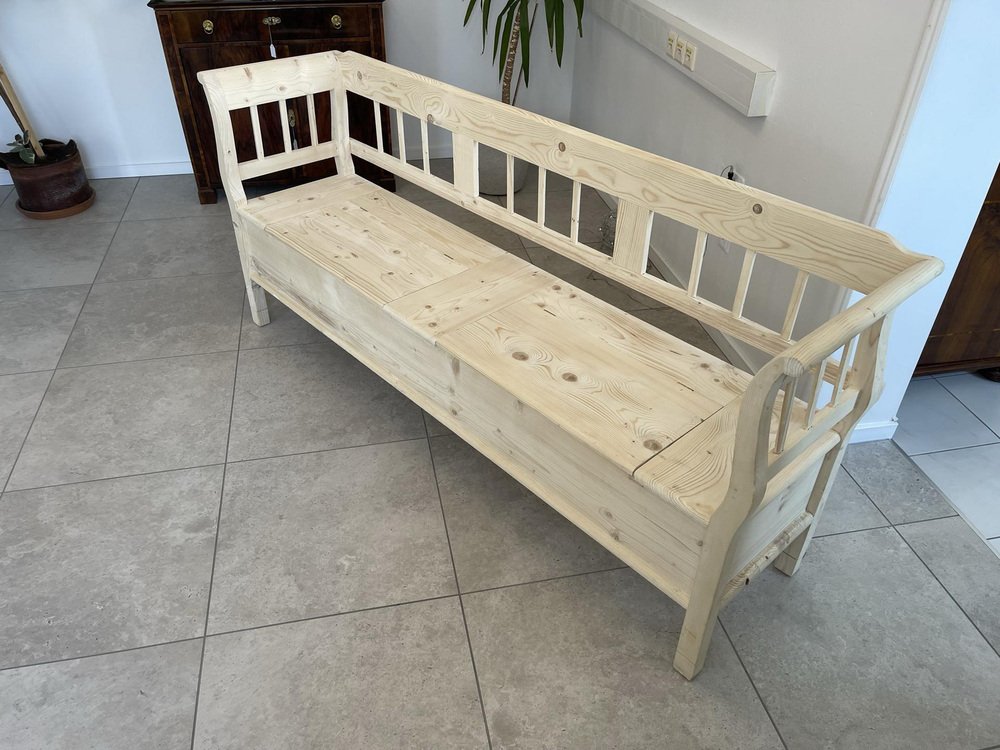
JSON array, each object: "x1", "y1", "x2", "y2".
[
  {"x1": 917, "y1": 165, "x2": 1000, "y2": 375},
  {"x1": 149, "y1": 0, "x2": 392, "y2": 204}
]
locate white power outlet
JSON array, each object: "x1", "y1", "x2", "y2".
[
  {"x1": 683, "y1": 41, "x2": 697, "y2": 71},
  {"x1": 667, "y1": 31, "x2": 698, "y2": 71}
]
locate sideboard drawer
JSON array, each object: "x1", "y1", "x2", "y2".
[
  {"x1": 269, "y1": 7, "x2": 372, "y2": 40},
  {"x1": 170, "y1": 6, "x2": 371, "y2": 44},
  {"x1": 170, "y1": 9, "x2": 264, "y2": 44}
]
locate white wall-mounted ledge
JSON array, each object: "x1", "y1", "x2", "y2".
[{"x1": 591, "y1": 0, "x2": 777, "y2": 117}]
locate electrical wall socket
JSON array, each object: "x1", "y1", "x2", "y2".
[{"x1": 666, "y1": 30, "x2": 697, "y2": 71}]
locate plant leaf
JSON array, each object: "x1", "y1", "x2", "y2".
[
  {"x1": 519, "y1": 0, "x2": 531, "y2": 87},
  {"x1": 554, "y1": 0, "x2": 565, "y2": 65},
  {"x1": 19, "y1": 148, "x2": 34, "y2": 165},
  {"x1": 481, "y1": 0, "x2": 492, "y2": 52},
  {"x1": 463, "y1": 0, "x2": 477, "y2": 27},
  {"x1": 492, "y1": 0, "x2": 518, "y2": 62},
  {"x1": 543, "y1": 0, "x2": 557, "y2": 49},
  {"x1": 573, "y1": 0, "x2": 584, "y2": 35}
]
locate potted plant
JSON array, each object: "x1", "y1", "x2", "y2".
[
  {"x1": 464, "y1": 0, "x2": 585, "y2": 195},
  {"x1": 0, "y1": 62, "x2": 93, "y2": 219}
]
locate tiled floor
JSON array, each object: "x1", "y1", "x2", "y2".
[
  {"x1": 1, "y1": 173, "x2": 999, "y2": 749},
  {"x1": 895, "y1": 372, "x2": 1000, "y2": 549}
]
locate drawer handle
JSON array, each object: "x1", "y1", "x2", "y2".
[
  {"x1": 202, "y1": 19, "x2": 214, "y2": 35},
  {"x1": 331, "y1": 14, "x2": 343, "y2": 29},
  {"x1": 262, "y1": 16, "x2": 281, "y2": 26}
]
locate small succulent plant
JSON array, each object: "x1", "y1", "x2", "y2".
[{"x1": 7, "y1": 130, "x2": 37, "y2": 164}]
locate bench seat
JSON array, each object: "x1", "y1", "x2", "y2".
[
  {"x1": 200, "y1": 50, "x2": 942, "y2": 679},
  {"x1": 243, "y1": 173, "x2": 755, "y2": 504}
]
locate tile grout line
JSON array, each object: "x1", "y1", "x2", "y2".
[
  {"x1": 841, "y1": 457, "x2": 1000, "y2": 657},
  {"x1": 902, "y1": 438, "x2": 1000, "y2": 459},
  {"x1": 840, "y1": 467, "x2": 895, "y2": 528},
  {"x1": 718, "y1": 619, "x2": 789, "y2": 750},
  {"x1": 879, "y1": 442, "x2": 975, "y2": 525},
  {"x1": 0, "y1": 636, "x2": 206, "y2": 675},
  {"x1": 0, "y1": 435, "x2": 431, "y2": 499},
  {"x1": 422, "y1": 416, "x2": 494, "y2": 750},
  {"x1": 189, "y1": 269, "x2": 245, "y2": 750},
  {"x1": 890, "y1": 526, "x2": 1000, "y2": 662},
  {"x1": 0, "y1": 183, "x2": 136, "y2": 495},
  {"x1": 934, "y1": 375, "x2": 1000, "y2": 443},
  {"x1": 90, "y1": 270, "x2": 243, "y2": 289},
  {"x1": 461, "y1": 564, "x2": 630, "y2": 597}
]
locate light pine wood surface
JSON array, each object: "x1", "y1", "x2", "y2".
[{"x1": 198, "y1": 52, "x2": 943, "y2": 680}]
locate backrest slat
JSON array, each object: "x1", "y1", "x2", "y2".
[
  {"x1": 537, "y1": 168, "x2": 547, "y2": 225},
  {"x1": 612, "y1": 201, "x2": 654, "y2": 274},
  {"x1": 373, "y1": 100, "x2": 384, "y2": 152},
  {"x1": 688, "y1": 231, "x2": 707, "y2": 297},
  {"x1": 249, "y1": 105, "x2": 264, "y2": 160},
  {"x1": 306, "y1": 94, "x2": 318, "y2": 148},
  {"x1": 781, "y1": 270, "x2": 809, "y2": 340},
  {"x1": 395, "y1": 108, "x2": 406, "y2": 163},
  {"x1": 420, "y1": 118, "x2": 430, "y2": 172},
  {"x1": 732, "y1": 250, "x2": 757, "y2": 318},
  {"x1": 570, "y1": 181, "x2": 582, "y2": 244},
  {"x1": 278, "y1": 99, "x2": 292, "y2": 152},
  {"x1": 506, "y1": 154, "x2": 515, "y2": 213},
  {"x1": 452, "y1": 132, "x2": 478, "y2": 197}
]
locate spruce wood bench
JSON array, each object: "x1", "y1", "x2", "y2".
[{"x1": 199, "y1": 51, "x2": 942, "y2": 679}]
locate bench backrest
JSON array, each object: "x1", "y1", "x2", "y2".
[{"x1": 199, "y1": 51, "x2": 942, "y2": 505}]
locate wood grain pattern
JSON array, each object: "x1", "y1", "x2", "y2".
[
  {"x1": 613, "y1": 201, "x2": 654, "y2": 273},
  {"x1": 198, "y1": 50, "x2": 944, "y2": 681},
  {"x1": 336, "y1": 51, "x2": 924, "y2": 293},
  {"x1": 441, "y1": 288, "x2": 745, "y2": 473}
]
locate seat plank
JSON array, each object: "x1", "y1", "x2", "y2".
[
  {"x1": 439, "y1": 284, "x2": 747, "y2": 474},
  {"x1": 245, "y1": 175, "x2": 506, "y2": 305},
  {"x1": 387, "y1": 254, "x2": 554, "y2": 339}
]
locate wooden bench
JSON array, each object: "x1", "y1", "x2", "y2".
[{"x1": 198, "y1": 51, "x2": 942, "y2": 679}]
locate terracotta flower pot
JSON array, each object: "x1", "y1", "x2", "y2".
[{"x1": 0, "y1": 139, "x2": 94, "y2": 219}]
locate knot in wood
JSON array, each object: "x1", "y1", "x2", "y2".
[
  {"x1": 562, "y1": 373, "x2": 578, "y2": 382},
  {"x1": 643, "y1": 439, "x2": 663, "y2": 452},
  {"x1": 512, "y1": 351, "x2": 529, "y2": 361},
  {"x1": 752, "y1": 203, "x2": 763, "y2": 214},
  {"x1": 558, "y1": 141, "x2": 567, "y2": 152}
]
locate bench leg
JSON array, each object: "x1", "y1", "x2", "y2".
[
  {"x1": 773, "y1": 443, "x2": 846, "y2": 577},
  {"x1": 246, "y1": 282, "x2": 270, "y2": 327},
  {"x1": 674, "y1": 594, "x2": 723, "y2": 680},
  {"x1": 674, "y1": 521, "x2": 737, "y2": 679}
]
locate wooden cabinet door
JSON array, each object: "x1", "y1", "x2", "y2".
[{"x1": 917, "y1": 165, "x2": 1000, "y2": 374}]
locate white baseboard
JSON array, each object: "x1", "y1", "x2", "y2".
[
  {"x1": 88, "y1": 161, "x2": 193, "y2": 179},
  {"x1": 848, "y1": 419, "x2": 899, "y2": 444},
  {"x1": 0, "y1": 160, "x2": 193, "y2": 187}
]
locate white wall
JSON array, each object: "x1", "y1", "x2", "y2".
[
  {"x1": 570, "y1": 0, "x2": 936, "y2": 371},
  {"x1": 861, "y1": 0, "x2": 1000, "y2": 438},
  {"x1": 384, "y1": 0, "x2": 577, "y2": 160},
  {"x1": 0, "y1": 0, "x2": 576, "y2": 184},
  {"x1": 0, "y1": 0, "x2": 190, "y2": 185}
]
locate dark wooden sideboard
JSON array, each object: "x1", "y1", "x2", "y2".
[{"x1": 149, "y1": 0, "x2": 392, "y2": 204}]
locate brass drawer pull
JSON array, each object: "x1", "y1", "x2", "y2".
[
  {"x1": 331, "y1": 14, "x2": 343, "y2": 29},
  {"x1": 202, "y1": 19, "x2": 214, "y2": 35},
  {"x1": 262, "y1": 16, "x2": 281, "y2": 26}
]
